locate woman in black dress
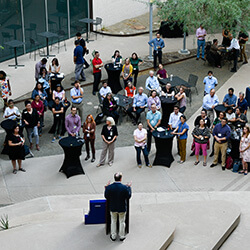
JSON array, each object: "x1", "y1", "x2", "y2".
[{"x1": 8, "y1": 125, "x2": 26, "y2": 174}]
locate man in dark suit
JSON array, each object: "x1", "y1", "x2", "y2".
[{"x1": 104, "y1": 173, "x2": 132, "y2": 241}]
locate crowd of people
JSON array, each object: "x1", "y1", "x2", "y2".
[{"x1": 0, "y1": 28, "x2": 249, "y2": 176}]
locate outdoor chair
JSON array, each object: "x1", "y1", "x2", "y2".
[
  {"x1": 188, "y1": 74, "x2": 199, "y2": 95},
  {"x1": 93, "y1": 17, "x2": 103, "y2": 39}
]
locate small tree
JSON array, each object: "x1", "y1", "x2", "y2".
[{"x1": 151, "y1": 0, "x2": 250, "y2": 52}]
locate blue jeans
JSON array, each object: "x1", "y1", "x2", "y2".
[
  {"x1": 197, "y1": 40, "x2": 205, "y2": 58},
  {"x1": 135, "y1": 146, "x2": 149, "y2": 165},
  {"x1": 75, "y1": 63, "x2": 85, "y2": 80}
]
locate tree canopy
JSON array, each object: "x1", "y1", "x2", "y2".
[{"x1": 151, "y1": 0, "x2": 250, "y2": 33}]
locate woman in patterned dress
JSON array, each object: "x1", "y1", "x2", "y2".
[
  {"x1": 0, "y1": 70, "x2": 11, "y2": 110},
  {"x1": 239, "y1": 126, "x2": 250, "y2": 175}
]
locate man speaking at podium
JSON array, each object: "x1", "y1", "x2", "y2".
[{"x1": 104, "y1": 173, "x2": 132, "y2": 241}]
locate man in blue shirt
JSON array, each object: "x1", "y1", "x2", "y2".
[
  {"x1": 73, "y1": 40, "x2": 86, "y2": 81},
  {"x1": 203, "y1": 71, "x2": 218, "y2": 95},
  {"x1": 145, "y1": 70, "x2": 161, "y2": 94},
  {"x1": 127, "y1": 87, "x2": 148, "y2": 125},
  {"x1": 148, "y1": 33, "x2": 165, "y2": 70},
  {"x1": 104, "y1": 173, "x2": 131, "y2": 241},
  {"x1": 223, "y1": 88, "x2": 237, "y2": 108},
  {"x1": 70, "y1": 80, "x2": 84, "y2": 125},
  {"x1": 236, "y1": 92, "x2": 248, "y2": 115},
  {"x1": 210, "y1": 117, "x2": 231, "y2": 170},
  {"x1": 146, "y1": 104, "x2": 162, "y2": 153}
]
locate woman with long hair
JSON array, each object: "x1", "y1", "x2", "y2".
[
  {"x1": 31, "y1": 82, "x2": 48, "y2": 107},
  {"x1": 239, "y1": 126, "x2": 250, "y2": 175},
  {"x1": 122, "y1": 58, "x2": 133, "y2": 88},
  {"x1": 31, "y1": 95, "x2": 44, "y2": 136},
  {"x1": 112, "y1": 50, "x2": 122, "y2": 64},
  {"x1": 102, "y1": 93, "x2": 119, "y2": 124},
  {"x1": 8, "y1": 125, "x2": 26, "y2": 174},
  {"x1": 130, "y1": 52, "x2": 143, "y2": 87},
  {"x1": 49, "y1": 58, "x2": 60, "y2": 74},
  {"x1": 0, "y1": 70, "x2": 12, "y2": 110},
  {"x1": 83, "y1": 114, "x2": 96, "y2": 162}
]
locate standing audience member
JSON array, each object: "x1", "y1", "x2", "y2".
[
  {"x1": 8, "y1": 125, "x2": 26, "y2": 174},
  {"x1": 92, "y1": 51, "x2": 103, "y2": 95},
  {"x1": 70, "y1": 80, "x2": 84, "y2": 124},
  {"x1": 145, "y1": 71, "x2": 161, "y2": 94},
  {"x1": 222, "y1": 28, "x2": 232, "y2": 47},
  {"x1": 3, "y1": 99, "x2": 21, "y2": 121},
  {"x1": 168, "y1": 106, "x2": 182, "y2": 130},
  {"x1": 196, "y1": 24, "x2": 207, "y2": 61},
  {"x1": 22, "y1": 100, "x2": 40, "y2": 151},
  {"x1": 234, "y1": 108, "x2": 248, "y2": 129},
  {"x1": 35, "y1": 58, "x2": 47, "y2": 80},
  {"x1": 49, "y1": 58, "x2": 60, "y2": 74},
  {"x1": 202, "y1": 88, "x2": 219, "y2": 125},
  {"x1": 99, "y1": 82, "x2": 112, "y2": 100},
  {"x1": 97, "y1": 117, "x2": 118, "y2": 167},
  {"x1": 65, "y1": 106, "x2": 81, "y2": 136},
  {"x1": 172, "y1": 115, "x2": 189, "y2": 163},
  {"x1": 31, "y1": 95, "x2": 44, "y2": 136},
  {"x1": 122, "y1": 58, "x2": 133, "y2": 88},
  {"x1": 127, "y1": 87, "x2": 148, "y2": 125},
  {"x1": 203, "y1": 71, "x2": 218, "y2": 96},
  {"x1": 83, "y1": 114, "x2": 96, "y2": 162},
  {"x1": 236, "y1": 92, "x2": 248, "y2": 115},
  {"x1": 76, "y1": 32, "x2": 89, "y2": 69},
  {"x1": 227, "y1": 34, "x2": 240, "y2": 72},
  {"x1": 157, "y1": 64, "x2": 168, "y2": 79},
  {"x1": 73, "y1": 40, "x2": 86, "y2": 81},
  {"x1": 146, "y1": 104, "x2": 162, "y2": 153},
  {"x1": 192, "y1": 119, "x2": 210, "y2": 166},
  {"x1": 130, "y1": 52, "x2": 143, "y2": 87},
  {"x1": 147, "y1": 90, "x2": 161, "y2": 111},
  {"x1": 51, "y1": 97, "x2": 64, "y2": 143},
  {"x1": 133, "y1": 122, "x2": 151, "y2": 168},
  {"x1": 0, "y1": 70, "x2": 12, "y2": 110},
  {"x1": 125, "y1": 81, "x2": 136, "y2": 98},
  {"x1": 210, "y1": 117, "x2": 231, "y2": 170},
  {"x1": 238, "y1": 30, "x2": 249, "y2": 64},
  {"x1": 239, "y1": 126, "x2": 250, "y2": 175},
  {"x1": 175, "y1": 87, "x2": 187, "y2": 114},
  {"x1": 223, "y1": 88, "x2": 237, "y2": 109},
  {"x1": 148, "y1": 33, "x2": 165, "y2": 70},
  {"x1": 112, "y1": 50, "x2": 122, "y2": 64},
  {"x1": 103, "y1": 93, "x2": 119, "y2": 124},
  {"x1": 31, "y1": 82, "x2": 48, "y2": 107},
  {"x1": 104, "y1": 173, "x2": 131, "y2": 242}
]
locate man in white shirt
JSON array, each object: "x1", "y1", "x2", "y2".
[
  {"x1": 145, "y1": 71, "x2": 161, "y2": 94},
  {"x1": 203, "y1": 71, "x2": 218, "y2": 95},
  {"x1": 99, "y1": 82, "x2": 112, "y2": 100},
  {"x1": 202, "y1": 88, "x2": 219, "y2": 125},
  {"x1": 168, "y1": 106, "x2": 182, "y2": 130},
  {"x1": 227, "y1": 35, "x2": 240, "y2": 72}
]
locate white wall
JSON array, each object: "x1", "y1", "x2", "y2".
[{"x1": 93, "y1": 0, "x2": 149, "y2": 27}]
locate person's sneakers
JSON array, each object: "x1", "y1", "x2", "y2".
[
  {"x1": 19, "y1": 168, "x2": 26, "y2": 172},
  {"x1": 194, "y1": 161, "x2": 200, "y2": 165},
  {"x1": 110, "y1": 235, "x2": 116, "y2": 241},
  {"x1": 138, "y1": 165, "x2": 142, "y2": 168},
  {"x1": 230, "y1": 68, "x2": 237, "y2": 72},
  {"x1": 203, "y1": 162, "x2": 207, "y2": 167},
  {"x1": 91, "y1": 158, "x2": 95, "y2": 163},
  {"x1": 29, "y1": 151, "x2": 34, "y2": 157},
  {"x1": 80, "y1": 78, "x2": 86, "y2": 82},
  {"x1": 243, "y1": 61, "x2": 248, "y2": 65},
  {"x1": 13, "y1": 169, "x2": 17, "y2": 174},
  {"x1": 96, "y1": 164, "x2": 103, "y2": 168},
  {"x1": 147, "y1": 164, "x2": 152, "y2": 168},
  {"x1": 209, "y1": 152, "x2": 214, "y2": 157},
  {"x1": 108, "y1": 162, "x2": 113, "y2": 166},
  {"x1": 120, "y1": 237, "x2": 126, "y2": 242},
  {"x1": 92, "y1": 91, "x2": 96, "y2": 95},
  {"x1": 190, "y1": 151, "x2": 195, "y2": 156},
  {"x1": 222, "y1": 166, "x2": 226, "y2": 171},
  {"x1": 210, "y1": 163, "x2": 217, "y2": 168},
  {"x1": 36, "y1": 145, "x2": 40, "y2": 151},
  {"x1": 179, "y1": 161, "x2": 185, "y2": 164},
  {"x1": 58, "y1": 136, "x2": 62, "y2": 140},
  {"x1": 51, "y1": 138, "x2": 56, "y2": 143},
  {"x1": 85, "y1": 155, "x2": 90, "y2": 161}
]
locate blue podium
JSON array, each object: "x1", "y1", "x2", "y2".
[{"x1": 85, "y1": 199, "x2": 106, "y2": 224}]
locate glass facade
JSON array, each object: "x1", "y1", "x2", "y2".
[{"x1": 0, "y1": 0, "x2": 88, "y2": 62}]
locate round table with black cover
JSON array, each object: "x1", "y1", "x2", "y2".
[
  {"x1": 59, "y1": 136, "x2": 85, "y2": 178},
  {"x1": 105, "y1": 63, "x2": 123, "y2": 94},
  {"x1": 214, "y1": 104, "x2": 227, "y2": 117},
  {"x1": 152, "y1": 130, "x2": 174, "y2": 167},
  {"x1": 160, "y1": 96, "x2": 178, "y2": 127}
]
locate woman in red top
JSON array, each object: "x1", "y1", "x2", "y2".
[
  {"x1": 125, "y1": 81, "x2": 136, "y2": 98},
  {"x1": 92, "y1": 51, "x2": 103, "y2": 95},
  {"x1": 31, "y1": 95, "x2": 44, "y2": 136}
]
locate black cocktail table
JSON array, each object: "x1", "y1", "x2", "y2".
[
  {"x1": 6, "y1": 24, "x2": 22, "y2": 39},
  {"x1": 59, "y1": 136, "x2": 85, "y2": 178},
  {"x1": 214, "y1": 104, "x2": 227, "y2": 117},
  {"x1": 38, "y1": 31, "x2": 59, "y2": 58},
  {"x1": 152, "y1": 130, "x2": 174, "y2": 167},
  {"x1": 79, "y1": 18, "x2": 94, "y2": 42},
  {"x1": 159, "y1": 76, "x2": 191, "y2": 88},
  {"x1": 105, "y1": 63, "x2": 123, "y2": 94}
]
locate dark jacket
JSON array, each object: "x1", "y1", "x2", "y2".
[
  {"x1": 102, "y1": 97, "x2": 118, "y2": 114},
  {"x1": 104, "y1": 182, "x2": 131, "y2": 212},
  {"x1": 83, "y1": 122, "x2": 96, "y2": 140}
]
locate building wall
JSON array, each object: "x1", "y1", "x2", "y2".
[{"x1": 92, "y1": 0, "x2": 149, "y2": 27}]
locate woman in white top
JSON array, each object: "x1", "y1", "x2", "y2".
[
  {"x1": 49, "y1": 58, "x2": 60, "y2": 74},
  {"x1": 175, "y1": 87, "x2": 187, "y2": 114},
  {"x1": 52, "y1": 84, "x2": 65, "y2": 102},
  {"x1": 133, "y1": 122, "x2": 151, "y2": 168},
  {"x1": 3, "y1": 99, "x2": 20, "y2": 121}
]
